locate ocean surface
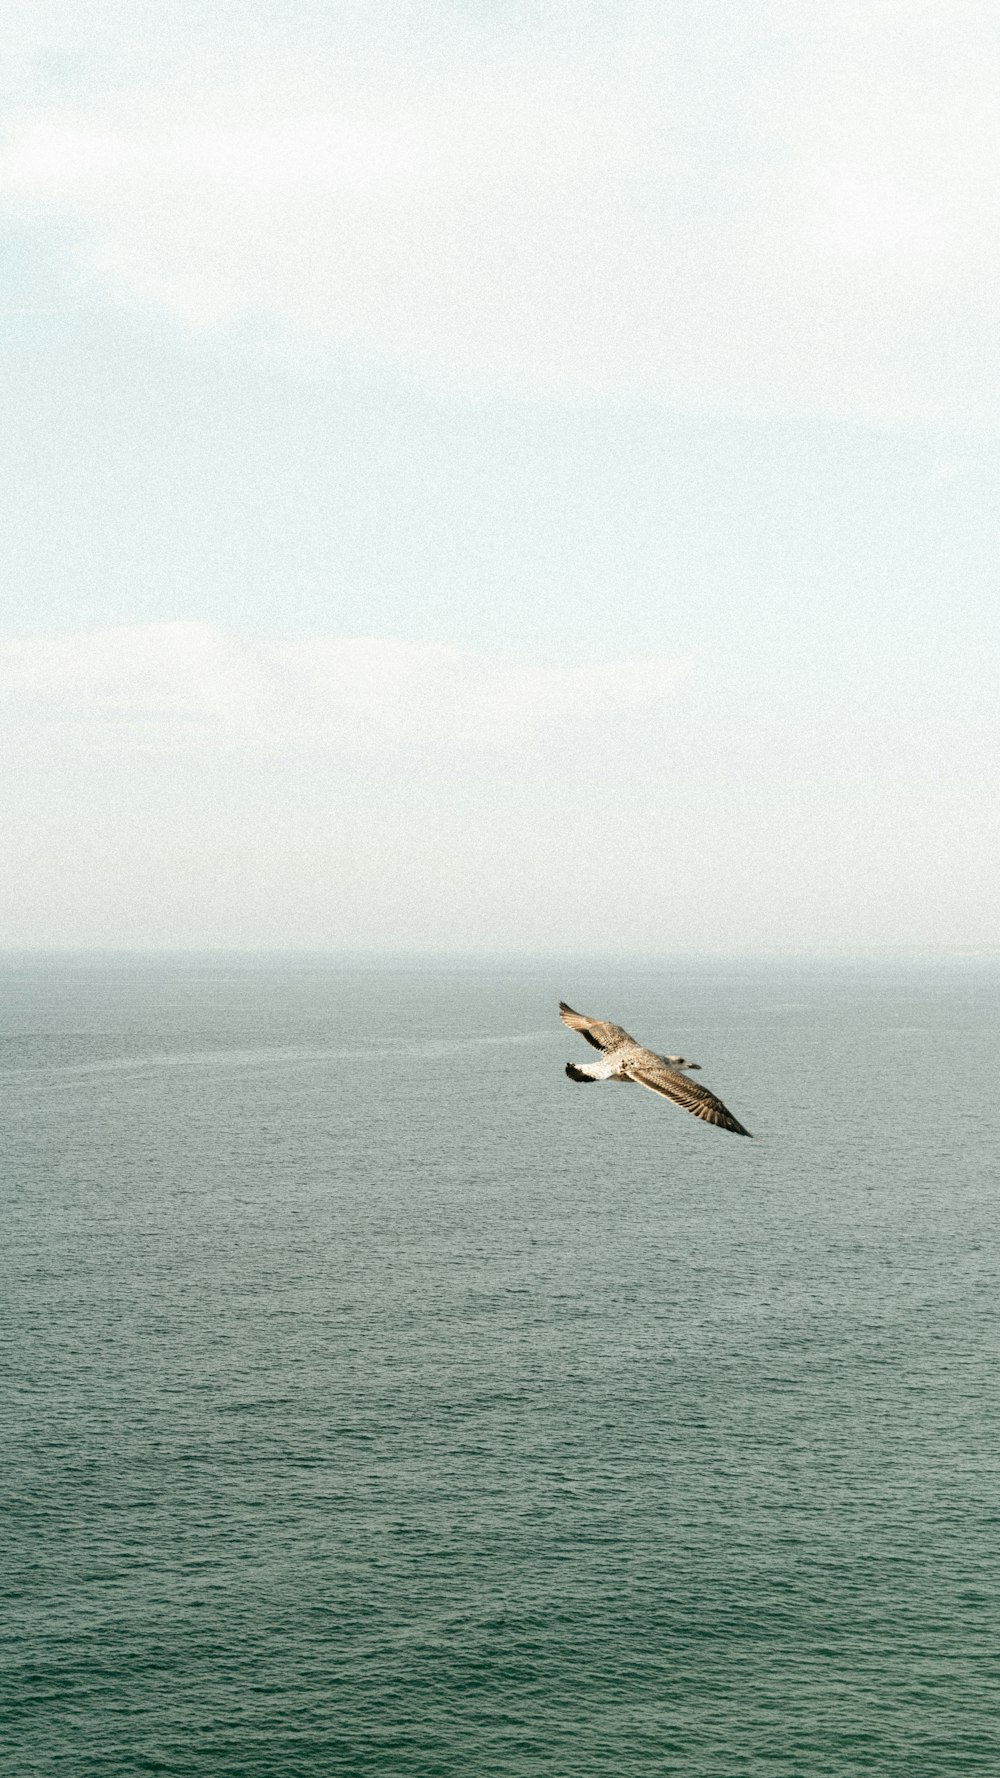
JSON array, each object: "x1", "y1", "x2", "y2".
[{"x1": 3, "y1": 958, "x2": 999, "y2": 1776}]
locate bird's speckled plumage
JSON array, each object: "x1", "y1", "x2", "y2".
[{"x1": 559, "y1": 1001, "x2": 751, "y2": 1136}]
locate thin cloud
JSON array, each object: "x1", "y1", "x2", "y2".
[
  {"x1": 2, "y1": 7, "x2": 1000, "y2": 425},
  {"x1": 0, "y1": 623, "x2": 689, "y2": 758}
]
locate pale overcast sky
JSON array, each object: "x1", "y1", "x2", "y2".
[{"x1": 2, "y1": 1, "x2": 998, "y2": 953}]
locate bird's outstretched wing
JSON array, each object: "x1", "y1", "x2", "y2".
[
  {"x1": 624, "y1": 1053, "x2": 752, "y2": 1136},
  {"x1": 559, "y1": 1001, "x2": 635, "y2": 1053}
]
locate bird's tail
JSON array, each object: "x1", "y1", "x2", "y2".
[{"x1": 565, "y1": 1060, "x2": 612, "y2": 1082}]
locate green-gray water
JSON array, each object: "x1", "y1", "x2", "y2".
[{"x1": 4, "y1": 960, "x2": 999, "y2": 1775}]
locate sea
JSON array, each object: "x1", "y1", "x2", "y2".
[{"x1": 3, "y1": 957, "x2": 999, "y2": 1777}]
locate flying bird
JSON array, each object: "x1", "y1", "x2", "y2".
[{"x1": 559, "y1": 1001, "x2": 751, "y2": 1136}]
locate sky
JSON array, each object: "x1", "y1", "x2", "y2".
[{"x1": 2, "y1": 0, "x2": 998, "y2": 954}]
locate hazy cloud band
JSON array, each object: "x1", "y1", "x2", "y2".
[{"x1": 0, "y1": 624, "x2": 689, "y2": 757}]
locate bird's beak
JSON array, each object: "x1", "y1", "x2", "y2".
[{"x1": 689, "y1": 1062, "x2": 701, "y2": 1070}]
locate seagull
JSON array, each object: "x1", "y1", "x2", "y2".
[{"x1": 559, "y1": 1001, "x2": 751, "y2": 1136}]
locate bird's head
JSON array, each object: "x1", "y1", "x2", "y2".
[{"x1": 665, "y1": 1054, "x2": 700, "y2": 1071}]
